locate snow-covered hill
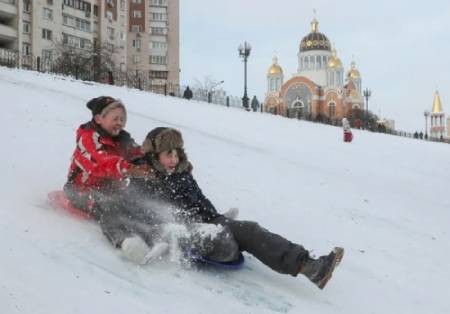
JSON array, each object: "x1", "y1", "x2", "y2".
[{"x1": 1, "y1": 67, "x2": 449, "y2": 314}]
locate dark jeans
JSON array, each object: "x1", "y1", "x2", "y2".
[
  {"x1": 210, "y1": 216, "x2": 310, "y2": 276},
  {"x1": 64, "y1": 183, "x2": 163, "y2": 248}
]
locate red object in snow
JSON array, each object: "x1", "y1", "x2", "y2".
[
  {"x1": 47, "y1": 190, "x2": 91, "y2": 220},
  {"x1": 344, "y1": 131, "x2": 353, "y2": 142}
]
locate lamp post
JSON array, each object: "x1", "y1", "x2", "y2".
[
  {"x1": 363, "y1": 88, "x2": 371, "y2": 129},
  {"x1": 238, "y1": 41, "x2": 251, "y2": 110},
  {"x1": 208, "y1": 80, "x2": 224, "y2": 103},
  {"x1": 424, "y1": 110, "x2": 430, "y2": 139}
]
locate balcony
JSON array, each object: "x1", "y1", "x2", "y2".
[
  {"x1": 0, "y1": 23, "x2": 17, "y2": 40},
  {"x1": 0, "y1": 0, "x2": 17, "y2": 19}
]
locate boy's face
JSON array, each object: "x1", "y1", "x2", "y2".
[
  {"x1": 158, "y1": 149, "x2": 179, "y2": 173},
  {"x1": 94, "y1": 107, "x2": 126, "y2": 137}
]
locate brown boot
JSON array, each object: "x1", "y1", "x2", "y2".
[{"x1": 299, "y1": 247, "x2": 344, "y2": 289}]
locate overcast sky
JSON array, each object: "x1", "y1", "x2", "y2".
[{"x1": 180, "y1": 0, "x2": 450, "y2": 132}]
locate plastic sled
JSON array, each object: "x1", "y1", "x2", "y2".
[
  {"x1": 47, "y1": 190, "x2": 91, "y2": 220},
  {"x1": 188, "y1": 250, "x2": 245, "y2": 270}
]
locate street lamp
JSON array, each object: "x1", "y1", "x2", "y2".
[
  {"x1": 363, "y1": 88, "x2": 372, "y2": 129},
  {"x1": 424, "y1": 110, "x2": 430, "y2": 139},
  {"x1": 208, "y1": 80, "x2": 224, "y2": 103},
  {"x1": 238, "y1": 41, "x2": 251, "y2": 110}
]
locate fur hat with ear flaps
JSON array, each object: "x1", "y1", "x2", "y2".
[{"x1": 142, "y1": 127, "x2": 189, "y2": 174}]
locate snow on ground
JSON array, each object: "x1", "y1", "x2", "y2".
[{"x1": 1, "y1": 67, "x2": 450, "y2": 314}]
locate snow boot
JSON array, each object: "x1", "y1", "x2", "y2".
[
  {"x1": 299, "y1": 247, "x2": 344, "y2": 289},
  {"x1": 121, "y1": 236, "x2": 169, "y2": 265}
]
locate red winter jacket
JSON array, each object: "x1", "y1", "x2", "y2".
[{"x1": 66, "y1": 121, "x2": 142, "y2": 192}]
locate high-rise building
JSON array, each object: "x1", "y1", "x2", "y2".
[
  {"x1": 127, "y1": 0, "x2": 179, "y2": 90},
  {"x1": 0, "y1": 0, "x2": 179, "y2": 88}
]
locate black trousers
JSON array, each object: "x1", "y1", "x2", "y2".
[{"x1": 210, "y1": 216, "x2": 310, "y2": 276}]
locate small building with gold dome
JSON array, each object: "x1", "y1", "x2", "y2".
[
  {"x1": 429, "y1": 90, "x2": 446, "y2": 139},
  {"x1": 263, "y1": 17, "x2": 365, "y2": 121}
]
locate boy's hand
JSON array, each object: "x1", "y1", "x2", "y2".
[{"x1": 126, "y1": 164, "x2": 152, "y2": 178}]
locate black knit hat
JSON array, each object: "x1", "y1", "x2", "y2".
[{"x1": 86, "y1": 96, "x2": 117, "y2": 116}]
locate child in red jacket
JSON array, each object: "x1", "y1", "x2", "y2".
[{"x1": 64, "y1": 96, "x2": 165, "y2": 264}]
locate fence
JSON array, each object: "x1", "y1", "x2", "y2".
[{"x1": 1, "y1": 48, "x2": 448, "y2": 144}]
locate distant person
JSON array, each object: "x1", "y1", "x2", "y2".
[
  {"x1": 342, "y1": 117, "x2": 353, "y2": 142},
  {"x1": 108, "y1": 71, "x2": 114, "y2": 85},
  {"x1": 419, "y1": 132, "x2": 423, "y2": 139},
  {"x1": 251, "y1": 95, "x2": 260, "y2": 112},
  {"x1": 183, "y1": 86, "x2": 193, "y2": 100},
  {"x1": 413, "y1": 131, "x2": 419, "y2": 139}
]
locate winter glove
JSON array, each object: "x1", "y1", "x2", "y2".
[{"x1": 223, "y1": 207, "x2": 239, "y2": 220}]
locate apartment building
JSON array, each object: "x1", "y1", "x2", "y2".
[
  {"x1": 0, "y1": 0, "x2": 179, "y2": 87},
  {"x1": 127, "y1": 0, "x2": 179, "y2": 88}
]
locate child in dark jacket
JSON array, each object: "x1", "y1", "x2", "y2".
[
  {"x1": 129, "y1": 127, "x2": 344, "y2": 289},
  {"x1": 63, "y1": 96, "x2": 166, "y2": 264}
]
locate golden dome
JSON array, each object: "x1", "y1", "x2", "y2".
[
  {"x1": 347, "y1": 61, "x2": 360, "y2": 79},
  {"x1": 432, "y1": 90, "x2": 443, "y2": 113},
  {"x1": 327, "y1": 48, "x2": 342, "y2": 69},
  {"x1": 268, "y1": 56, "x2": 283, "y2": 76},
  {"x1": 300, "y1": 18, "x2": 331, "y2": 52}
]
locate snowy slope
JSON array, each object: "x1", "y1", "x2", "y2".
[{"x1": 1, "y1": 67, "x2": 450, "y2": 314}]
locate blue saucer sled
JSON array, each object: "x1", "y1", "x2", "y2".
[
  {"x1": 188, "y1": 250, "x2": 245, "y2": 270},
  {"x1": 47, "y1": 190, "x2": 245, "y2": 269}
]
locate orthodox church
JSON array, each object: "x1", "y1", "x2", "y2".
[{"x1": 263, "y1": 17, "x2": 364, "y2": 121}]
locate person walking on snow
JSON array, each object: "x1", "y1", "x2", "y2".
[{"x1": 122, "y1": 127, "x2": 344, "y2": 289}]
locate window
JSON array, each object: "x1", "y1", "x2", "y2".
[
  {"x1": 93, "y1": 5, "x2": 98, "y2": 16},
  {"x1": 150, "y1": 0, "x2": 167, "y2": 6},
  {"x1": 42, "y1": 29, "x2": 52, "y2": 40},
  {"x1": 132, "y1": 39, "x2": 141, "y2": 49},
  {"x1": 131, "y1": 25, "x2": 140, "y2": 32},
  {"x1": 151, "y1": 41, "x2": 167, "y2": 49},
  {"x1": 42, "y1": 49, "x2": 53, "y2": 61},
  {"x1": 152, "y1": 13, "x2": 167, "y2": 21},
  {"x1": 133, "y1": 10, "x2": 142, "y2": 18},
  {"x1": 64, "y1": 0, "x2": 91, "y2": 12},
  {"x1": 133, "y1": 55, "x2": 140, "y2": 64},
  {"x1": 43, "y1": 8, "x2": 53, "y2": 20},
  {"x1": 150, "y1": 27, "x2": 167, "y2": 35},
  {"x1": 149, "y1": 71, "x2": 168, "y2": 79},
  {"x1": 23, "y1": 22, "x2": 30, "y2": 34},
  {"x1": 62, "y1": 33, "x2": 91, "y2": 49},
  {"x1": 107, "y1": 27, "x2": 115, "y2": 40},
  {"x1": 63, "y1": 14, "x2": 91, "y2": 32},
  {"x1": 22, "y1": 43, "x2": 31, "y2": 55},
  {"x1": 23, "y1": 1, "x2": 31, "y2": 13},
  {"x1": 132, "y1": 0, "x2": 142, "y2": 3},
  {"x1": 149, "y1": 55, "x2": 167, "y2": 65},
  {"x1": 106, "y1": 11, "x2": 113, "y2": 21},
  {"x1": 106, "y1": 43, "x2": 114, "y2": 52}
]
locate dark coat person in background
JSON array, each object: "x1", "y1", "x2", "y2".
[
  {"x1": 251, "y1": 95, "x2": 260, "y2": 112},
  {"x1": 183, "y1": 86, "x2": 193, "y2": 100}
]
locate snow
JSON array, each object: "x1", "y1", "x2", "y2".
[{"x1": 1, "y1": 66, "x2": 450, "y2": 313}]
